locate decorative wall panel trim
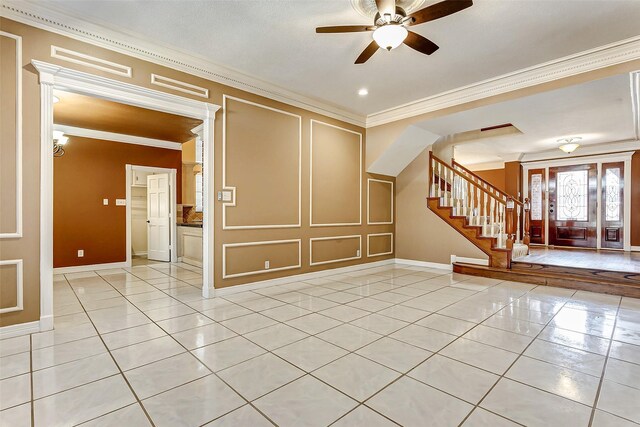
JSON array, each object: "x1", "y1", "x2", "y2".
[
  {"x1": 367, "y1": 233, "x2": 394, "y2": 257},
  {"x1": 309, "y1": 235, "x2": 362, "y2": 266},
  {"x1": 0, "y1": 259, "x2": 24, "y2": 314},
  {"x1": 222, "y1": 95, "x2": 302, "y2": 229},
  {"x1": 310, "y1": 120, "x2": 362, "y2": 227},
  {"x1": 51, "y1": 45, "x2": 132, "y2": 78},
  {"x1": 222, "y1": 239, "x2": 302, "y2": 279},
  {"x1": 367, "y1": 178, "x2": 394, "y2": 225},
  {"x1": 151, "y1": 74, "x2": 209, "y2": 98},
  {"x1": 0, "y1": 31, "x2": 22, "y2": 238}
]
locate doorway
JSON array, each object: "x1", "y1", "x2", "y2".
[
  {"x1": 523, "y1": 153, "x2": 632, "y2": 251},
  {"x1": 548, "y1": 164, "x2": 597, "y2": 248},
  {"x1": 127, "y1": 165, "x2": 178, "y2": 266}
]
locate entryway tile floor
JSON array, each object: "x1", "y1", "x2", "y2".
[{"x1": 2, "y1": 262, "x2": 640, "y2": 426}]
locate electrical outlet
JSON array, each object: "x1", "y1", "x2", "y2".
[
  {"x1": 115, "y1": 199, "x2": 126, "y2": 206},
  {"x1": 356, "y1": 249, "x2": 361, "y2": 257},
  {"x1": 264, "y1": 260, "x2": 270, "y2": 270},
  {"x1": 77, "y1": 250, "x2": 84, "y2": 257},
  {"x1": 103, "y1": 198, "x2": 109, "y2": 206}
]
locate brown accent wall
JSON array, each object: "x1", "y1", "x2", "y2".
[
  {"x1": 0, "y1": 18, "x2": 395, "y2": 326},
  {"x1": 632, "y1": 151, "x2": 640, "y2": 246},
  {"x1": 53, "y1": 136, "x2": 182, "y2": 268},
  {"x1": 504, "y1": 161, "x2": 523, "y2": 200},
  {"x1": 396, "y1": 150, "x2": 486, "y2": 264},
  {"x1": 473, "y1": 168, "x2": 506, "y2": 193}
]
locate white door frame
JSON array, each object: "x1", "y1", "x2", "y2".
[
  {"x1": 125, "y1": 165, "x2": 178, "y2": 266},
  {"x1": 34, "y1": 61, "x2": 220, "y2": 331},
  {"x1": 522, "y1": 151, "x2": 633, "y2": 251}
]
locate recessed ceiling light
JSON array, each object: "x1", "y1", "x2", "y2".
[{"x1": 358, "y1": 88, "x2": 368, "y2": 96}]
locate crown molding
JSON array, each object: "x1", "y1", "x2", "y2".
[
  {"x1": 1, "y1": 1, "x2": 366, "y2": 127},
  {"x1": 5, "y1": 1, "x2": 640, "y2": 131},
  {"x1": 520, "y1": 139, "x2": 640, "y2": 163},
  {"x1": 366, "y1": 35, "x2": 640, "y2": 127}
]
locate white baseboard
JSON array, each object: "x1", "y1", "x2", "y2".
[
  {"x1": 214, "y1": 259, "x2": 396, "y2": 296},
  {"x1": 181, "y1": 257, "x2": 203, "y2": 268},
  {"x1": 0, "y1": 320, "x2": 42, "y2": 339},
  {"x1": 631, "y1": 246, "x2": 640, "y2": 252},
  {"x1": 53, "y1": 261, "x2": 128, "y2": 274},
  {"x1": 394, "y1": 258, "x2": 453, "y2": 271},
  {"x1": 450, "y1": 255, "x2": 489, "y2": 266},
  {"x1": 133, "y1": 252, "x2": 148, "y2": 257}
]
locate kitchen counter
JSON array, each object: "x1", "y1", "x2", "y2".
[{"x1": 177, "y1": 222, "x2": 203, "y2": 228}]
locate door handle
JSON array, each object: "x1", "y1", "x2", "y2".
[{"x1": 146, "y1": 220, "x2": 150, "y2": 223}]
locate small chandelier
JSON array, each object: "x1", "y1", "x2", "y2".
[
  {"x1": 558, "y1": 137, "x2": 581, "y2": 154},
  {"x1": 53, "y1": 130, "x2": 68, "y2": 157}
]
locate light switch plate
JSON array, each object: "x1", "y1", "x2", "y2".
[
  {"x1": 77, "y1": 250, "x2": 84, "y2": 257},
  {"x1": 116, "y1": 199, "x2": 126, "y2": 206},
  {"x1": 103, "y1": 198, "x2": 109, "y2": 205},
  {"x1": 222, "y1": 190, "x2": 233, "y2": 202}
]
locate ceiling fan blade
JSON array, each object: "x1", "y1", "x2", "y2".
[
  {"x1": 375, "y1": 0, "x2": 396, "y2": 16},
  {"x1": 407, "y1": 0, "x2": 473, "y2": 26},
  {"x1": 316, "y1": 25, "x2": 375, "y2": 33},
  {"x1": 403, "y1": 31, "x2": 439, "y2": 55},
  {"x1": 355, "y1": 40, "x2": 380, "y2": 64}
]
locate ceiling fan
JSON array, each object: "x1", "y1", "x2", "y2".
[{"x1": 316, "y1": 0, "x2": 473, "y2": 64}]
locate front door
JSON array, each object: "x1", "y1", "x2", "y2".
[
  {"x1": 147, "y1": 173, "x2": 171, "y2": 261},
  {"x1": 548, "y1": 164, "x2": 597, "y2": 248}
]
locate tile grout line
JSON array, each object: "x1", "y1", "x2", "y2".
[{"x1": 587, "y1": 296, "x2": 622, "y2": 426}]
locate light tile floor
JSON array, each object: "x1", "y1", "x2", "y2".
[{"x1": 1, "y1": 262, "x2": 640, "y2": 426}]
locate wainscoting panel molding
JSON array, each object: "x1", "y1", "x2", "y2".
[
  {"x1": 222, "y1": 95, "x2": 302, "y2": 229},
  {"x1": 310, "y1": 120, "x2": 362, "y2": 227},
  {"x1": 151, "y1": 74, "x2": 209, "y2": 98},
  {"x1": 0, "y1": 259, "x2": 24, "y2": 314},
  {"x1": 310, "y1": 235, "x2": 362, "y2": 266},
  {"x1": 51, "y1": 45, "x2": 132, "y2": 78},
  {"x1": 222, "y1": 239, "x2": 302, "y2": 279},
  {"x1": 367, "y1": 233, "x2": 394, "y2": 257},
  {"x1": 0, "y1": 31, "x2": 22, "y2": 238},
  {"x1": 367, "y1": 178, "x2": 393, "y2": 225}
]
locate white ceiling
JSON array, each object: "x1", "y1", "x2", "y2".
[
  {"x1": 36, "y1": 0, "x2": 640, "y2": 116},
  {"x1": 413, "y1": 73, "x2": 638, "y2": 165}
]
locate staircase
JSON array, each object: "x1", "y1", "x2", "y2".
[{"x1": 427, "y1": 152, "x2": 530, "y2": 269}]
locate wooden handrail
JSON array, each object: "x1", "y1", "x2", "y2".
[
  {"x1": 451, "y1": 159, "x2": 523, "y2": 206},
  {"x1": 430, "y1": 152, "x2": 505, "y2": 205}
]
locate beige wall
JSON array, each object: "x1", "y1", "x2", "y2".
[
  {"x1": 395, "y1": 149, "x2": 487, "y2": 264},
  {"x1": 0, "y1": 18, "x2": 395, "y2": 327}
]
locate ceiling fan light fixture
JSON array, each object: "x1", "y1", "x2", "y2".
[{"x1": 373, "y1": 24, "x2": 408, "y2": 50}]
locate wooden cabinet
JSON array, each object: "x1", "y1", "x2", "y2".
[
  {"x1": 177, "y1": 225, "x2": 203, "y2": 267},
  {"x1": 132, "y1": 169, "x2": 151, "y2": 187}
]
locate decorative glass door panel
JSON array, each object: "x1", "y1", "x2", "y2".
[
  {"x1": 556, "y1": 170, "x2": 588, "y2": 221},
  {"x1": 527, "y1": 169, "x2": 545, "y2": 244},
  {"x1": 548, "y1": 164, "x2": 597, "y2": 248},
  {"x1": 601, "y1": 162, "x2": 624, "y2": 249}
]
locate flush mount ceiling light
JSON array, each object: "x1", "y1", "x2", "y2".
[
  {"x1": 358, "y1": 88, "x2": 369, "y2": 96},
  {"x1": 53, "y1": 130, "x2": 68, "y2": 157},
  {"x1": 558, "y1": 137, "x2": 581, "y2": 154}
]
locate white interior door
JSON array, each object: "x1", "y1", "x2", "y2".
[{"x1": 147, "y1": 173, "x2": 171, "y2": 261}]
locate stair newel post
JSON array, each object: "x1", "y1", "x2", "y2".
[
  {"x1": 523, "y1": 198, "x2": 531, "y2": 254},
  {"x1": 506, "y1": 197, "x2": 515, "y2": 250},
  {"x1": 516, "y1": 204, "x2": 521, "y2": 244}
]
